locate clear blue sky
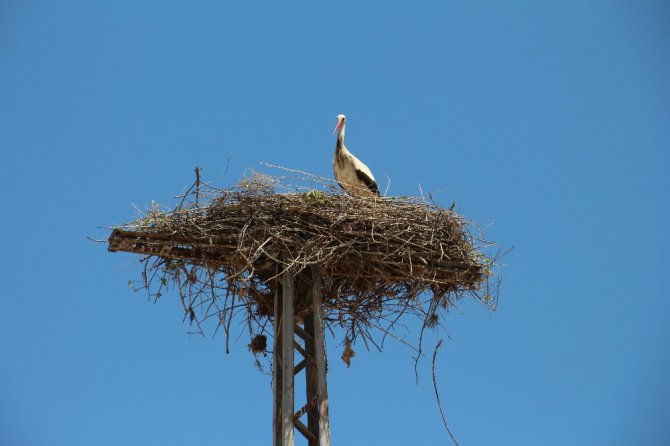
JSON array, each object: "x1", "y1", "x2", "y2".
[{"x1": 1, "y1": 1, "x2": 669, "y2": 445}]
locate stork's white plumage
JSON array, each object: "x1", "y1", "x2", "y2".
[{"x1": 332, "y1": 114, "x2": 380, "y2": 198}]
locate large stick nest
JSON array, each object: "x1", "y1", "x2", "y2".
[{"x1": 108, "y1": 167, "x2": 498, "y2": 360}]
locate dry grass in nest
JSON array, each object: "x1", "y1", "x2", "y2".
[{"x1": 108, "y1": 166, "x2": 499, "y2": 360}]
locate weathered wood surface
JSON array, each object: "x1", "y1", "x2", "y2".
[
  {"x1": 311, "y1": 267, "x2": 331, "y2": 446},
  {"x1": 274, "y1": 266, "x2": 296, "y2": 446}
]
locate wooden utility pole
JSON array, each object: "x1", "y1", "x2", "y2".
[{"x1": 273, "y1": 266, "x2": 331, "y2": 446}]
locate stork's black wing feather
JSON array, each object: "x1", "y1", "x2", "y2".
[{"x1": 355, "y1": 169, "x2": 380, "y2": 195}]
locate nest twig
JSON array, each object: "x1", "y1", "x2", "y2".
[{"x1": 108, "y1": 167, "x2": 499, "y2": 360}]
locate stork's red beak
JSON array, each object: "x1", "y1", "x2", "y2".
[{"x1": 333, "y1": 120, "x2": 343, "y2": 135}]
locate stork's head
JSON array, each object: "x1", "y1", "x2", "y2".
[{"x1": 333, "y1": 114, "x2": 346, "y2": 135}]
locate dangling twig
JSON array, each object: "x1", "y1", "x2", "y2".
[{"x1": 432, "y1": 339, "x2": 459, "y2": 446}]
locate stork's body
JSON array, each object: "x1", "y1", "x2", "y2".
[{"x1": 333, "y1": 114, "x2": 380, "y2": 198}]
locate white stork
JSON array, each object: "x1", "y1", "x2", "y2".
[{"x1": 332, "y1": 114, "x2": 380, "y2": 197}]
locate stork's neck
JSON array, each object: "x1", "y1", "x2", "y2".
[{"x1": 335, "y1": 123, "x2": 346, "y2": 153}]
